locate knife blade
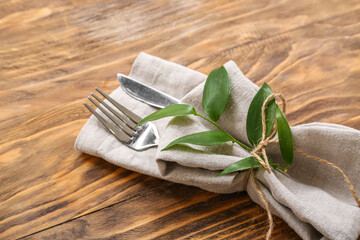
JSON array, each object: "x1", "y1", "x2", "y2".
[{"x1": 117, "y1": 73, "x2": 180, "y2": 108}]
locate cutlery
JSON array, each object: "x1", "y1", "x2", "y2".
[
  {"x1": 117, "y1": 73, "x2": 180, "y2": 109},
  {"x1": 84, "y1": 88, "x2": 159, "y2": 150}
]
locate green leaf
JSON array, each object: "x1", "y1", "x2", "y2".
[
  {"x1": 218, "y1": 156, "x2": 278, "y2": 176},
  {"x1": 246, "y1": 83, "x2": 276, "y2": 146},
  {"x1": 218, "y1": 157, "x2": 262, "y2": 176},
  {"x1": 136, "y1": 104, "x2": 197, "y2": 127},
  {"x1": 202, "y1": 66, "x2": 231, "y2": 122},
  {"x1": 162, "y1": 130, "x2": 233, "y2": 151},
  {"x1": 276, "y1": 105, "x2": 293, "y2": 166}
]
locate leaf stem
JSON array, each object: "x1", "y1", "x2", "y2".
[{"x1": 196, "y1": 113, "x2": 253, "y2": 151}]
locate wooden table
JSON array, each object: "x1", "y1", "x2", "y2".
[{"x1": 1, "y1": 0, "x2": 359, "y2": 239}]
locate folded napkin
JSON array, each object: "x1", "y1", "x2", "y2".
[{"x1": 75, "y1": 52, "x2": 360, "y2": 240}]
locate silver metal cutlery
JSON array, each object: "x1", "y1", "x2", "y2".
[
  {"x1": 84, "y1": 88, "x2": 160, "y2": 151},
  {"x1": 117, "y1": 73, "x2": 180, "y2": 108}
]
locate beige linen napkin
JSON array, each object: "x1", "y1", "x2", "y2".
[{"x1": 75, "y1": 52, "x2": 360, "y2": 240}]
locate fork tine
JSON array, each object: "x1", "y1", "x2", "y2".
[
  {"x1": 83, "y1": 102, "x2": 130, "y2": 142},
  {"x1": 88, "y1": 96, "x2": 134, "y2": 136},
  {"x1": 91, "y1": 93, "x2": 136, "y2": 130},
  {"x1": 95, "y1": 88, "x2": 142, "y2": 125}
]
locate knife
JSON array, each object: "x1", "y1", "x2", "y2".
[{"x1": 117, "y1": 73, "x2": 180, "y2": 108}]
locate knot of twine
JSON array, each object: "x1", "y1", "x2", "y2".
[
  {"x1": 250, "y1": 93, "x2": 285, "y2": 173},
  {"x1": 243, "y1": 93, "x2": 360, "y2": 240}
]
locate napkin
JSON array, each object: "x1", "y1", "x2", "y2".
[{"x1": 75, "y1": 52, "x2": 360, "y2": 240}]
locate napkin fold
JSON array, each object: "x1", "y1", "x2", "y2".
[{"x1": 75, "y1": 52, "x2": 360, "y2": 240}]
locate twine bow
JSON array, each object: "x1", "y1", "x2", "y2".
[
  {"x1": 250, "y1": 93, "x2": 285, "y2": 173},
  {"x1": 245, "y1": 93, "x2": 360, "y2": 240}
]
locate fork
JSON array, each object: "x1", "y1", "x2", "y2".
[{"x1": 83, "y1": 88, "x2": 159, "y2": 150}]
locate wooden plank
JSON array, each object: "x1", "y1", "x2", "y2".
[
  {"x1": 23, "y1": 185, "x2": 299, "y2": 240},
  {"x1": 0, "y1": 0, "x2": 359, "y2": 239}
]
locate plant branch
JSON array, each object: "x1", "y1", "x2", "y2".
[{"x1": 196, "y1": 113, "x2": 253, "y2": 151}]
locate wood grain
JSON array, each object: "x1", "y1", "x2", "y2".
[
  {"x1": 0, "y1": 0, "x2": 359, "y2": 239},
  {"x1": 23, "y1": 186, "x2": 299, "y2": 240}
]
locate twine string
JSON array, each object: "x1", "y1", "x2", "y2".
[
  {"x1": 250, "y1": 169, "x2": 274, "y2": 240},
  {"x1": 245, "y1": 93, "x2": 285, "y2": 240},
  {"x1": 250, "y1": 93, "x2": 285, "y2": 173},
  {"x1": 294, "y1": 147, "x2": 360, "y2": 207},
  {"x1": 243, "y1": 92, "x2": 360, "y2": 240}
]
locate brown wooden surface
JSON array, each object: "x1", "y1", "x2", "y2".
[{"x1": 1, "y1": 0, "x2": 359, "y2": 239}]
